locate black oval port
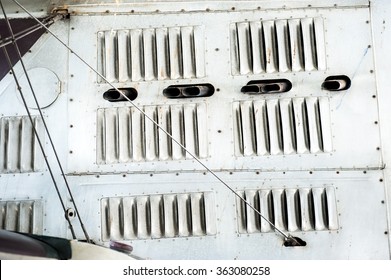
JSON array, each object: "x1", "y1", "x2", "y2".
[
  {"x1": 103, "y1": 88, "x2": 138, "y2": 102},
  {"x1": 283, "y1": 236, "x2": 307, "y2": 247},
  {"x1": 241, "y1": 79, "x2": 292, "y2": 94},
  {"x1": 163, "y1": 83, "x2": 215, "y2": 98},
  {"x1": 322, "y1": 75, "x2": 351, "y2": 91}
]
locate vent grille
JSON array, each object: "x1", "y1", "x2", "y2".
[
  {"x1": 234, "y1": 97, "x2": 332, "y2": 156},
  {"x1": 230, "y1": 17, "x2": 326, "y2": 75},
  {"x1": 97, "y1": 26, "x2": 205, "y2": 83},
  {"x1": 0, "y1": 116, "x2": 44, "y2": 173},
  {"x1": 236, "y1": 187, "x2": 338, "y2": 233},
  {"x1": 0, "y1": 200, "x2": 44, "y2": 234},
  {"x1": 97, "y1": 103, "x2": 208, "y2": 164},
  {"x1": 101, "y1": 192, "x2": 217, "y2": 241}
]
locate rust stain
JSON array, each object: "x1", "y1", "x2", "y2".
[{"x1": 267, "y1": 48, "x2": 271, "y2": 64}]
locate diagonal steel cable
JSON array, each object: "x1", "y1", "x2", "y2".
[
  {"x1": 10, "y1": 0, "x2": 302, "y2": 244},
  {"x1": 0, "y1": 0, "x2": 90, "y2": 243}
]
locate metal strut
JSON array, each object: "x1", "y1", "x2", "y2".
[
  {"x1": 10, "y1": 0, "x2": 302, "y2": 246},
  {"x1": 0, "y1": 0, "x2": 90, "y2": 243}
]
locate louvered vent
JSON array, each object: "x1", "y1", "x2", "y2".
[
  {"x1": 236, "y1": 187, "x2": 338, "y2": 233},
  {"x1": 0, "y1": 200, "x2": 44, "y2": 234},
  {"x1": 101, "y1": 192, "x2": 216, "y2": 241},
  {"x1": 230, "y1": 17, "x2": 326, "y2": 75},
  {"x1": 97, "y1": 26, "x2": 205, "y2": 83},
  {"x1": 97, "y1": 103, "x2": 208, "y2": 164},
  {"x1": 0, "y1": 116, "x2": 44, "y2": 173},
  {"x1": 234, "y1": 97, "x2": 332, "y2": 156}
]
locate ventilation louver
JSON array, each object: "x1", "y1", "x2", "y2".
[
  {"x1": 0, "y1": 116, "x2": 44, "y2": 173},
  {"x1": 97, "y1": 103, "x2": 208, "y2": 164},
  {"x1": 0, "y1": 200, "x2": 44, "y2": 234},
  {"x1": 234, "y1": 97, "x2": 332, "y2": 156},
  {"x1": 101, "y1": 192, "x2": 217, "y2": 241},
  {"x1": 98, "y1": 26, "x2": 205, "y2": 83},
  {"x1": 230, "y1": 17, "x2": 326, "y2": 75},
  {"x1": 236, "y1": 187, "x2": 338, "y2": 233}
]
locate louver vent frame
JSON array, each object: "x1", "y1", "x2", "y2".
[
  {"x1": 233, "y1": 97, "x2": 332, "y2": 156},
  {"x1": 230, "y1": 17, "x2": 326, "y2": 75},
  {"x1": 0, "y1": 200, "x2": 44, "y2": 234},
  {"x1": 97, "y1": 103, "x2": 208, "y2": 164},
  {"x1": 101, "y1": 192, "x2": 217, "y2": 241},
  {"x1": 0, "y1": 116, "x2": 45, "y2": 173},
  {"x1": 236, "y1": 187, "x2": 339, "y2": 234},
  {"x1": 97, "y1": 25, "x2": 206, "y2": 83}
]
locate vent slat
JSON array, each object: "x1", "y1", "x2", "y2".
[
  {"x1": 5, "y1": 202, "x2": 18, "y2": 231},
  {"x1": 118, "y1": 30, "x2": 130, "y2": 82},
  {"x1": 263, "y1": 20, "x2": 278, "y2": 73},
  {"x1": 259, "y1": 190, "x2": 272, "y2": 232},
  {"x1": 117, "y1": 107, "x2": 131, "y2": 162},
  {"x1": 156, "y1": 28, "x2": 169, "y2": 80},
  {"x1": 250, "y1": 21, "x2": 264, "y2": 74},
  {"x1": 171, "y1": 105, "x2": 185, "y2": 160},
  {"x1": 285, "y1": 189, "x2": 299, "y2": 232},
  {"x1": 314, "y1": 17, "x2": 327, "y2": 70},
  {"x1": 163, "y1": 194, "x2": 177, "y2": 238},
  {"x1": 130, "y1": 107, "x2": 144, "y2": 161},
  {"x1": 240, "y1": 101, "x2": 255, "y2": 156},
  {"x1": 253, "y1": 100, "x2": 269, "y2": 156},
  {"x1": 136, "y1": 196, "x2": 150, "y2": 239},
  {"x1": 299, "y1": 188, "x2": 313, "y2": 231},
  {"x1": 18, "y1": 201, "x2": 31, "y2": 233},
  {"x1": 237, "y1": 22, "x2": 252, "y2": 75},
  {"x1": 177, "y1": 194, "x2": 191, "y2": 236},
  {"x1": 203, "y1": 192, "x2": 217, "y2": 235},
  {"x1": 272, "y1": 189, "x2": 286, "y2": 230},
  {"x1": 319, "y1": 97, "x2": 333, "y2": 152},
  {"x1": 149, "y1": 195, "x2": 163, "y2": 238},
  {"x1": 288, "y1": 19, "x2": 303, "y2": 72},
  {"x1": 169, "y1": 27, "x2": 182, "y2": 79},
  {"x1": 181, "y1": 26, "x2": 195, "y2": 79},
  {"x1": 292, "y1": 98, "x2": 309, "y2": 154},
  {"x1": 7, "y1": 118, "x2": 21, "y2": 172},
  {"x1": 130, "y1": 29, "x2": 143, "y2": 81},
  {"x1": 104, "y1": 31, "x2": 117, "y2": 83},
  {"x1": 104, "y1": 108, "x2": 118, "y2": 163},
  {"x1": 20, "y1": 117, "x2": 33, "y2": 172},
  {"x1": 306, "y1": 97, "x2": 322, "y2": 153},
  {"x1": 230, "y1": 23, "x2": 240, "y2": 76},
  {"x1": 266, "y1": 99, "x2": 283, "y2": 155},
  {"x1": 312, "y1": 188, "x2": 327, "y2": 230},
  {"x1": 108, "y1": 197, "x2": 122, "y2": 240},
  {"x1": 275, "y1": 20, "x2": 290, "y2": 72},
  {"x1": 236, "y1": 191, "x2": 247, "y2": 234},
  {"x1": 301, "y1": 18, "x2": 317, "y2": 71},
  {"x1": 158, "y1": 105, "x2": 171, "y2": 160},
  {"x1": 143, "y1": 29, "x2": 156, "y2": 81},
  {"x1": 144, "y1": 106, "x2": 157, "y2": 161},
  {"x1": 96, "y1": 109, "x2": 106, "y2": 164},
  {"x1": 184, "y1": 104, "x2": 197, "y2": 159},
  {"x1": 245, "y1": 190, "x2": 259, "y2": 233},
  {"x1": 191, "y1": 193, "x2": 205, "y2": 236},
  {"x1": 326, "y1": 187, "x2": 339, "y2": 230},
  {"x1": 279, "y1": 99, "x2": 295, "y2": 154},
  {"x1": 196, "y1": 103, "x2": 208, "y2": 158},
  {"x1": 122, "y1": 197, "x2": 137, "y2": 239}
]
